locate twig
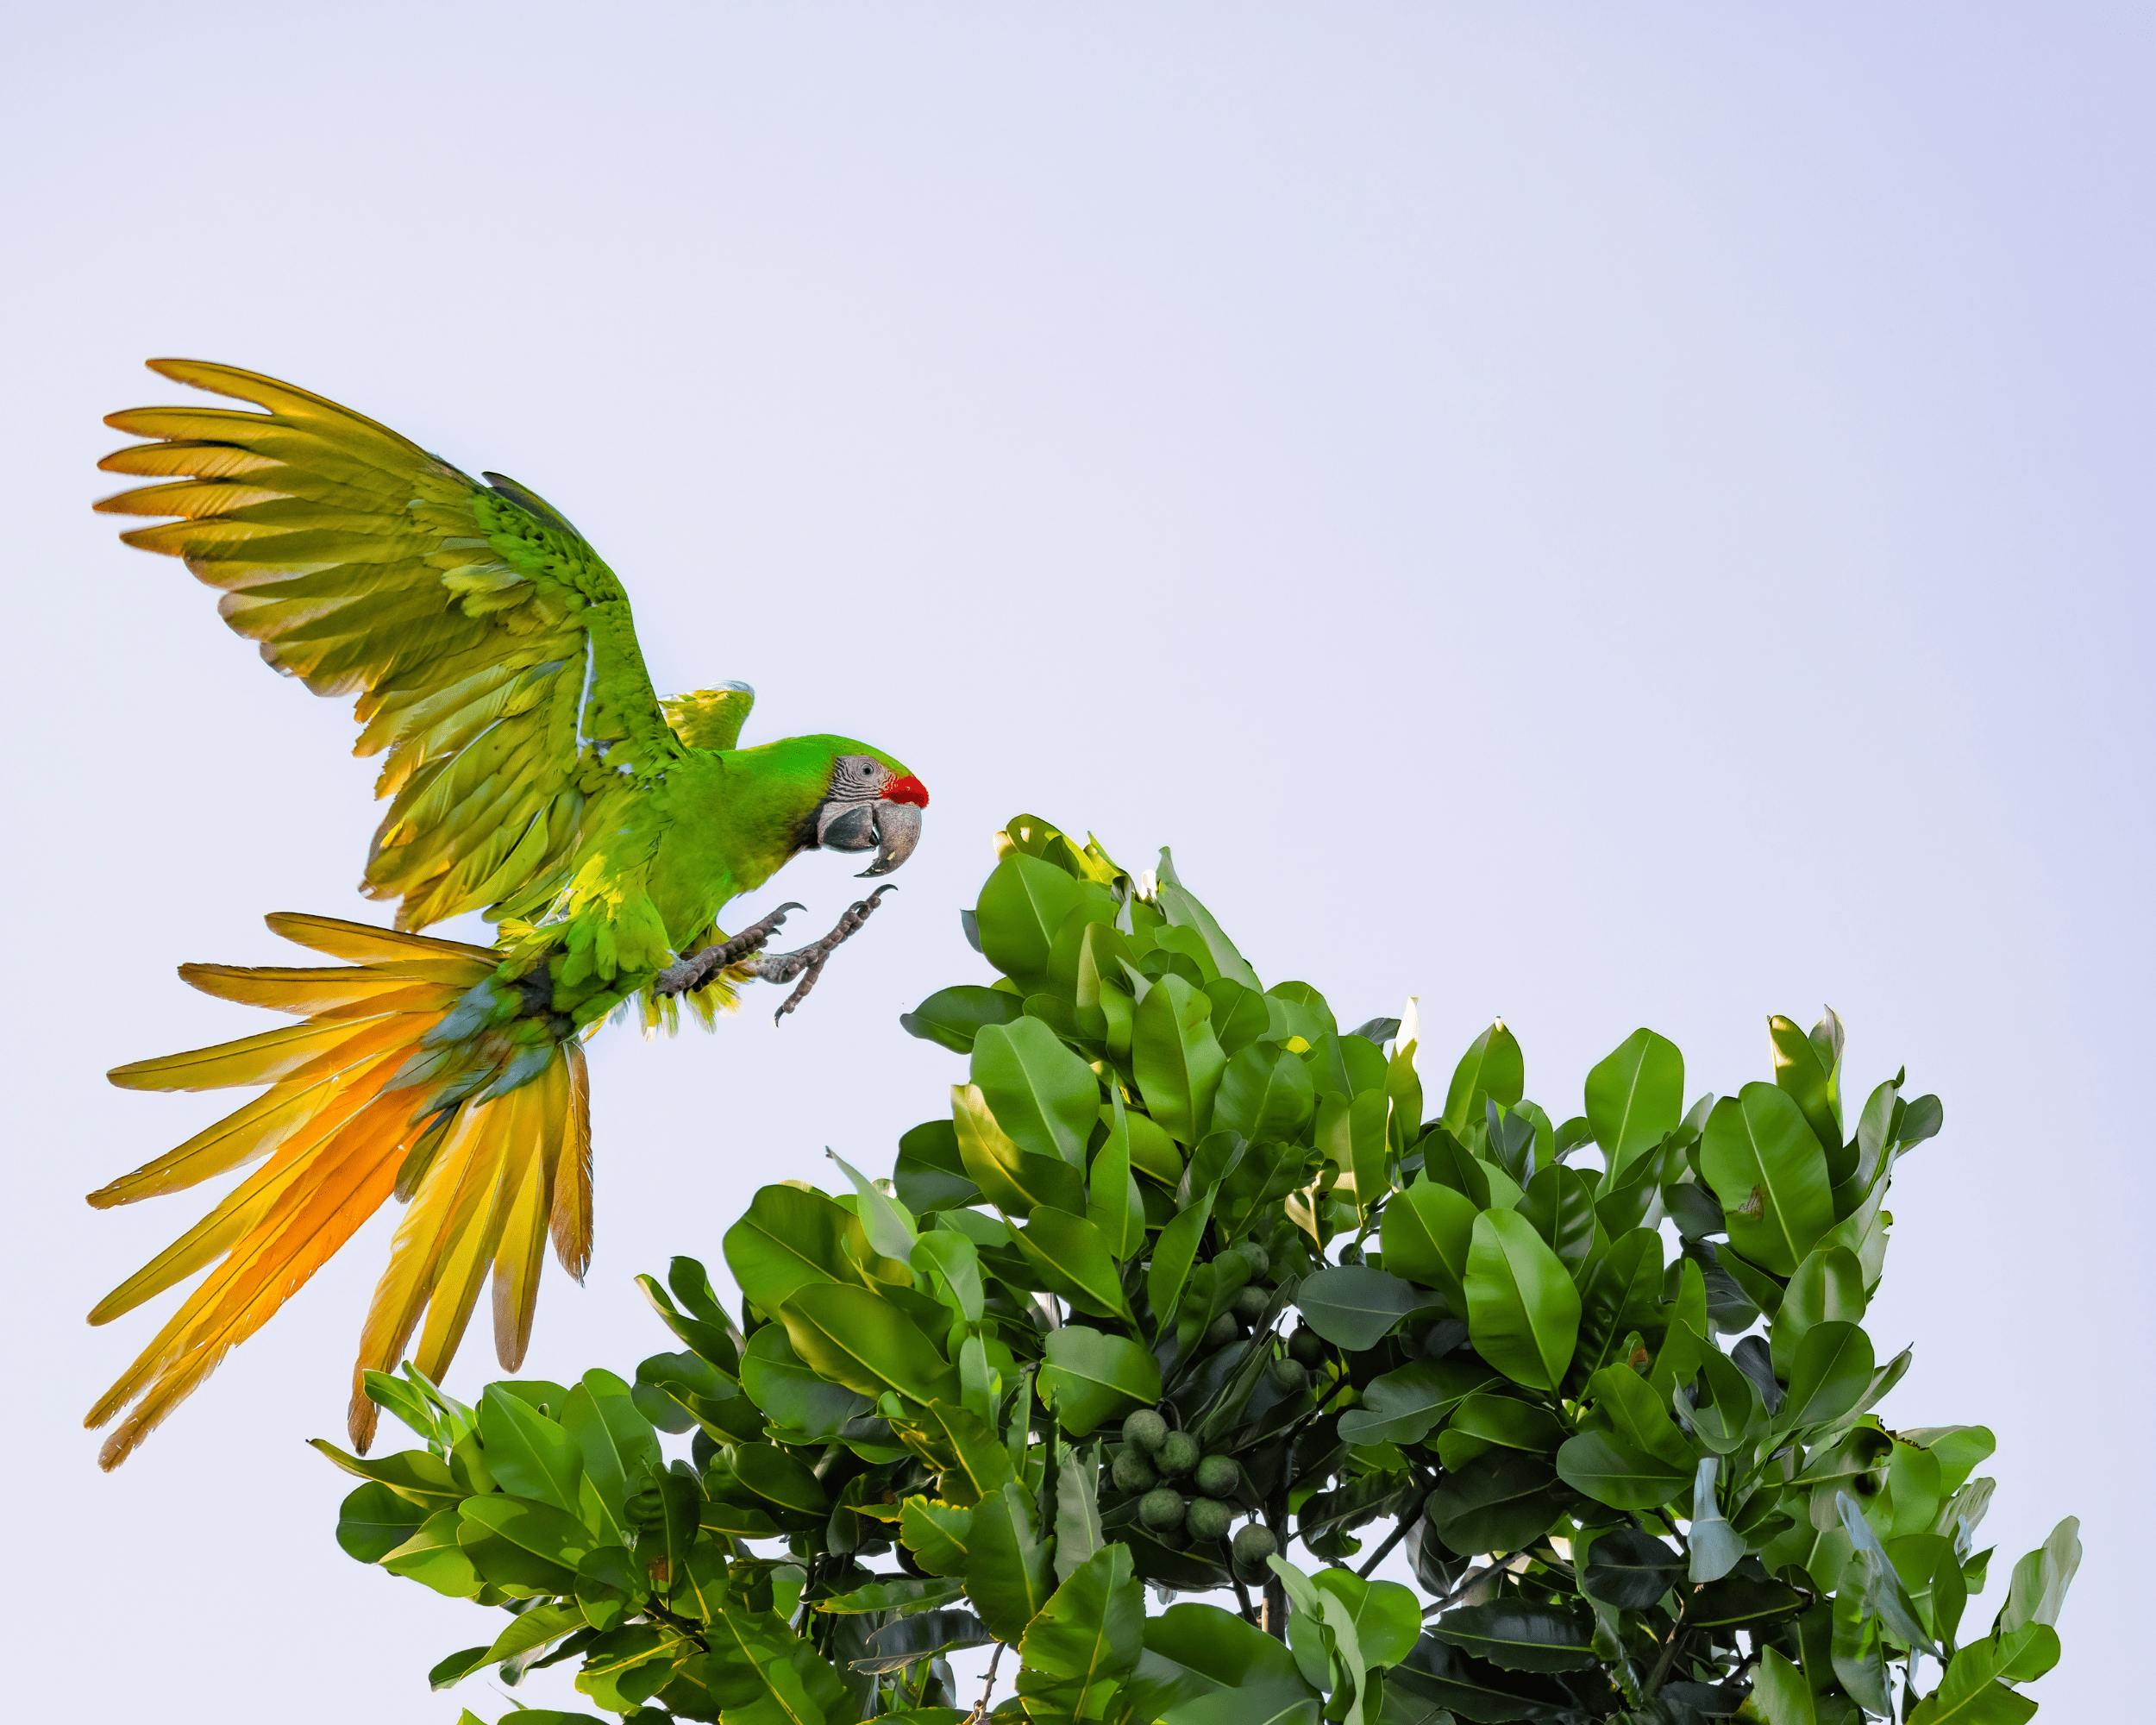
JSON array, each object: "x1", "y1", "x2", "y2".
[
  {"x1": 1355, "y1": 1488, "x2": 1432, "y2": 1579},
  {"x1": 965, "y1": 1641, "x2": 1006, "y2": 1723},
  {"x1": 1232, "y1": 1573, "x2": 1259, "y2": 1625},
  {"x1": 1641, "y1": 1594, "x2": 1692, "y2": 1698},
  {"x1": 1420, "y1": 1546, "x2": 1533, "y2": 1617}
]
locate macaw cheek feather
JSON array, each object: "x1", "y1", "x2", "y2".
[{"x1": 857, "y1": 800, "x2": 922, "y2": 877}]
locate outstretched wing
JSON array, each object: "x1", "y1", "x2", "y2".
[{"x1": 97, "y1": 360, "x2": 686, "y2": 931}]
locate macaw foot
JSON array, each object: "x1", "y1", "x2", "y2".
[
  {"x1": 744, "y1": 886, "x2": 898, "y2": 1025},
  {"x1": 655, "y1": 901, "x2": 805, "y2": 997}
]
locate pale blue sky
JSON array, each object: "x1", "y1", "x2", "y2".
[{"x1": 3, "y1": 4, "x2": 2147, "y2": 1718}]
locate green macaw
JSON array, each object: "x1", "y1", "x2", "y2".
[{"x1": 84, "y1": 360, "x2": 930, "y2": 1468}]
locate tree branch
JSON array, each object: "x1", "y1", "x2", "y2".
[
  {"x1": 964, "y1": 1641, "x2": 1006, "y2": 1724},
  {"x1": 1420, "y1": 1546, "x2": 1533, "y2": 1616}
]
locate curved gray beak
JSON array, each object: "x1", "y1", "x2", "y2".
[{"x1": 857, "y1": 800, "x2": 922, "y2": 877}]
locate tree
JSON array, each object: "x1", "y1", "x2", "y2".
[{"x1": 321, "y1": 815, "x2": 2078, "y2": 1724}]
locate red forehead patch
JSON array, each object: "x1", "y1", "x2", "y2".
[{"x1": 881, "y1": 775, "x2": 930, "y2": 808}]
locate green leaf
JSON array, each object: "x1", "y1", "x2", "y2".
[
  {"x1": 1214, "y1": 1042, "x2": 1318, "y2": 1145},
  {"x1": 1336, "y1": 1359, "x2": 1495, "y2": 1446},
  {"x1": 335, "y1": 1480, "x2": 429, "y2": 1563},
  {"x1": 901, "y1": 983, "x2": 1025, "y2": 1053},
  {"x1": 818, "y1": 1574, "x2": 967, "y2": 1615},
  {"x1": 1688, "y1": 1458, "x2": 1745, "y2": 1584},
  {"x1": 481, "y1": 1598, "x2": 584, "y2": 1668},
  {"x1": 899, "y1": 1497, "x2": 974, "y2": 1577},
  {"x1": 731, "y1": 1443, "x2": 830, "y2": 1517},
  {"x1": 1146, "y1": 1183, "x2": 1216, "y2": 1341},
  {"x1": 1040, "y1": 1326, "x2": 1163, "y2": 1436},
  {"x1": 1312, "y1": 1568, "x2": 1422, "y2": 1669},
  {"x1": 1580, "y1": 1527, "x2": 1683, "y2": 1609},
  {"x1": 1995, "y1": 1516, "x2": 2082, "y2": 1635},
  {"x1": 455, "y1": 1493, "x2": 594, "y2": 1591},
  {"x1": 1011, "y1": 1206, "x2": 1135, "y2": 1321},
  {"x1": 1783, "y1": 1320, "x2": 1875, "y2": 1430},
  {"x1": 1464, "y1": 1209, "x2": 1581, "y2": 1392},
  {"x1": 1055, "y1": 1442, "x2": 1106, "y2": 1581},
  {"x1": 428, "y1": 1646, "x2": 497, "y2": 1691},
  {"x1": 1088, "y1": 1092, "x2": 1148, "y2": 1259},
  {"x1": 1745, "y1": 1646, "x2": 1821, "y2": 1725},
  {"x1": 1296, "y1": 1264, "x2": 1432, "y2": 1351},
  {"x1": 1380, "y1": 1177, "x2": 1480, "y2": 1302},
  {"x1": 574, "y1": 1546, "x2": 642, "y2": 1631},
  {"x1": 828, "y1": 1148, "x2": 918, "y2": 1262},
  {"x1": 1443, "y1": 1020, "x2": 1524, "y2": 1132},
  {"x1": 1136, "y1": 1601, "x2": 1310, "y2": 1721},
  {"x1": 973, "y1": 1017, "x2": 1101, "y2": 1168},
  {"x1": 1424, "y1": 1450, "x2": 1569, "y2": 1556},
  {"x1": 1909, "y1": 1625, "x2": 2059, "y2": 1725},
  {"x1": 1698, "y1": 1083, "x2": 1836, "y2": 1276},
  {"x1": 894, "y1": 1118, "x2": 981, "y2": 1214},
  {"x1": 976, "y1": 852, "x2": 1085, "y2": 985},
  {"x1": 478, "y1": 1384, "x2": 584, "y2": 1517},
  {"x1": 1584, "y1": 1363, "x2": 1694, "y2": 1468},
  {"x1": 775, "y1": 1283, "x2": 960, "y2": 1406},
  {"x1": 853, "y1": 1607, "x2": 993, "y2": 1673},
  {"x1": 723, "y1": 1181, "x2": 872, "y2": 1312},
  {"x1": 740, "y1": 1317, "x2": 875, "y2": 1440},
  {"x1": 1134, "y1": 973, "x2": 1228, "y2": 1145},
  {"x1": 965, "y1": 1478, "x2": 1056, "y2": 1642},
  {"x1": 380, "y1": 1509, "x2": 485, "y2": 1598},
  {"x1": 1769, "y1": 1013, "x2": 1843, "y2": 1157},
  {"x1": 1427, "y1": 1603, "x2": 1595, "y2": 1672},
  {"x1": 307, "y1": 1439, "x2": 465, "y2": 1513},
  {"x1": 952, "y1": 1081, "x2": 1087, "y2": 1216},
  {"x1": 1155, "y1": 870, "x2": 1263, "y2": 990},
  {"x1": 559, "y1": 1370, "x2": 660, "y2": 1541},
  {"x1": 1584, "y1": 1029, "x2": 1684, "y2": 1180},
  {"x1": 1015, "y1": 1542, "x2": 1147, "y2": 1722},
  {"x1": 1518, "y1": 1164, "x2": 1597, "y2": 1270},
  {"x1": 1555, "y1": 1430, "x2": 1690, "y2": 1512}
]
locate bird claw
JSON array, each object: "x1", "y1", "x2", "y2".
[
  {"x1": 655, "y1": 901, "x2": 806, "y2": 997},
  {"x1": 747, "y1": 887, "x2": 898, "y2": 1025}
]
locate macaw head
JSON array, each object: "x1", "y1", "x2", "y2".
[{"x1": 812, "y1": 749, "x2": 931, "y2": 877}]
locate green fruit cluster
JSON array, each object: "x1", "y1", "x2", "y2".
[{"x1": 1112, "y1": 1407, "x2": 1254, "y2": 1546}]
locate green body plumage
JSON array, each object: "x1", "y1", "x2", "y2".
[{"x1": 82, "y1": 361, "x2": 927, "y2": 1467}]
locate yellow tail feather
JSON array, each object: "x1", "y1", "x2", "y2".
[{"x1": 88, "y1": 914, "x2": 588, "y2": 1469}]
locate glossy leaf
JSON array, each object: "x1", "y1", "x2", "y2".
[
  {"x1": 723, "y1": 1182, "x2": 869, "y2": 1312},
  {"x1": 479, "y1": 1385, "x2": 583, "y2": 1517},
  {"x1": 1443, "y1": 1021, "x2": 1525, "y2": 1132},
  {"x1": 1011, "y1": 1206, "x2": 1135, "y2": 1322},
  {"x1": 1424, "y1": 1450, "x2": 1569, "y2": 1556},
  {"x1": 1296, "y1": 1264, "x2": 1432, "y2": 1351},
  {"x1": 775, "y1": 1283, "x2": 960, "y2": 1406},
  {"x1": 1699, "y1": 1083, "x2": 1836, "y2": 1276},
  {"x1": 1580, "y1": 1527, "x2": 1683, "y2": 1609},
  {"x1": 335, "y1": 1481, "x2": 429, "y2": 1564},
  {"x1": 1015, "y1": 1543, "x2": 1146, "y2": 1722},
  {"x1": 975, "y1": 852, "x2": 1084, "y2": 984},
  {"x1": 1584, "y1": 1029, "x2": 1683, "y2": 1179},
  {"x1": 1784, "y1": 1320, "x2": 1876, "y2": 1430},
  {"x1": 900, "y1": 983, "x2": 1025, "y2": 1053},
  {"x1": 973, "y1": 1017, "x2": 1100, "y2": 1167},
  {"x1": 1381, "y1": 1176, "x2": 1480, "y2": 1302},
  {"x1": 1040, "y1": 1326, "x2": 1162, "y2": 1436},
  {"x1": 1555, "y1": 1430, "x2": 1690, "y2": 1512},
  {"x1": 1336, "y1": 1358, "x2": 1495, "y2": 1446},
  {"x1": 1427, "y1": 1603, "x2": 1595, "y2": 1672},
  {"x1": 1464, "y1": 1209, "x2": 1581, "y2": 1392},
  {"x1": 965, "y1": 1478, "x2": 1055, "y2": 1642},
  {"x1": 953, "y1": 1082, "x2": 1087, "y2": 1217},
  {"x1": 1134, "y1": 973, "x2": 1228, "y2": 1145}
]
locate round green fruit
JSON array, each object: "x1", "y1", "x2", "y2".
[
  {"x1": 1232, "y1": 1285, "x2": 1271, "y2": 1321},
  {"x1": 1112, "y1": 1451, "x2": 1159, "y2": 1493},
  {"x1": 1232, "y1": 1523, "x2": 1279, "y2": 1566},
  {"x1": 1156, "y1": 1431, "x2": 1201, "y2": 1477},
  {"x1": 1186, "y1": 1496, "x2": 1233, "y2": 1541},
  {"x1": 1204, "y1": 1313, "x2": 1240, "y2": 1348},
  {"x1": 1122, "y1": 1408, "x2": 1169, "y2": 1451},
  {"x1": 1288, "y1": 1326, "x2": 1327, "y2": 1366},
  {"x1": 1238, "y1": 1240, "x2": 1272, "y2": 1280},
  {"x1": 1194, "y1": 1455, "x2": 1240, "y2": 1497},
  {"x1": 1139, "y1": 1488, "x2": 1187, "y2": 1532},
  {"x1": 1268, "y1": 1357, "x2": 1310, "y2": 1394}
]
